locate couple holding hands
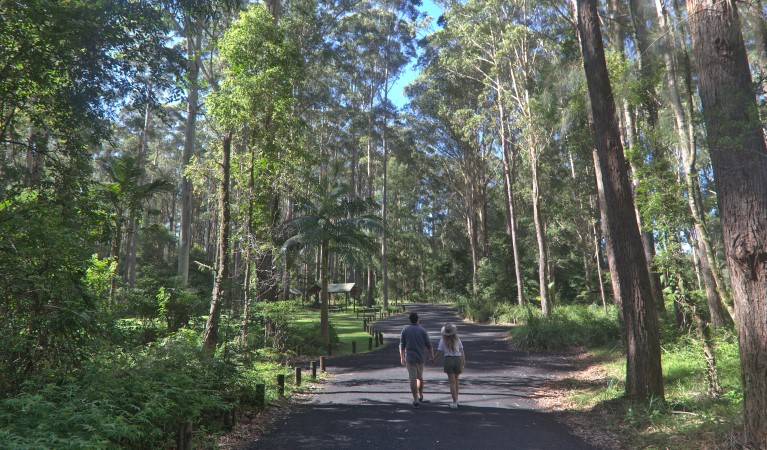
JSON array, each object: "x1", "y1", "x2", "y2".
[{"x1": 398, "y1": 312, "x2": 466, "y2": 409}]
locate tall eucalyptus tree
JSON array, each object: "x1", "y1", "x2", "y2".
[
  {"x1": 575, "y1": 0, "x2": 664, "y2": 402},
  {"x1": 652, "y1": 0, "x2": 732, "y2": 327},
  {"x1": 436, "y1": 0, "x2": 528, "y2": 305},
  {"x1": 430, "y1": 0, "x2": 563, "y2": 313},
  {"x1": 686, "y1": 0, "x2": 767, "y2": 444},
  {"x1": 410, "y1": 39, "x2": 492, "y2": 298},
  {"x1": 330, "y1": 0, "x2": 420, "y2": 306}
]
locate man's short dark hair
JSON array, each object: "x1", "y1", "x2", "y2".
[{"x1": 409, "y1": 312, "x2": 419, "y2": 324}]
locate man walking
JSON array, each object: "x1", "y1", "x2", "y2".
[{"x1": 399, "y1": 312, "x2": 434, "y2": 408}]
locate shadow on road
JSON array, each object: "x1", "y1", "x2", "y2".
[{"x1": 242, "y1": 303, "x2": 600, "y2": 450}]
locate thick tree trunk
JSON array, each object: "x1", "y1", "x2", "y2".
[
  {"x1": 203, "y1": 130, "x2": 232, "y2": 350},
  {"x1": 178, "y1": 29, "x2": 200, "y2": 287},
  {"x1": 608, "y1": 0, "x2": 665, "y2": 312},
  {"x1": 652, "y1": 0, "x2": 731, "y2": 326},
  {"x1": 577, "y1": 0, "x2": 664, "y2": 402},
  {"x1": 687, "y1": 1, "x2": 767, "y2": 444}
]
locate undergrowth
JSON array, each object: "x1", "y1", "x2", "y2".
[
  {"x1": 0, "y1": 300, "x2": 383, "y2": 449},
  {"x1": 508, "y1": 304, "x2": 621, "y2": 350},
  {"x1": 505, "y1": 303, "x2": 744, "y2": 449}
]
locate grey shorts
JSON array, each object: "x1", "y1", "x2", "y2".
[
  {"x1": 406, "y1": 362, "x2": 425, "y2": 380},
  {"x1": 444, "y1": 356, "x2": 463, "y2": 374}
]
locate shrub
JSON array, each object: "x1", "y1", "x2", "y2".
[
  {"x1": 288, "y1": 321, "x2": 340, "y2": 355},
  {"x1": 509, "y1": 304, "x2": 620, "y2": 350},
  {"x1": 494, "y1": 303, "x2": 540, "y2": 324},
  {"x1": 0, "y1": 330, "x2": 235, "y2": 449}
]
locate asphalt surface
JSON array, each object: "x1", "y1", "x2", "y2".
[{"x1": 245, "y1": 303, "x2": 598, "y2": 450}]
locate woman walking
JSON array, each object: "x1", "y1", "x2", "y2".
[{"x1": 432, "y1": 322, "x2": 465, "y2": 409}]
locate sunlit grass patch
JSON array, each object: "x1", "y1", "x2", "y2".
[{"x1": 557, "y1": 324, "x2": 743, "y2": 448}]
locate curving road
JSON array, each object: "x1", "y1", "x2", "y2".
[{"x1": 245, "y1": 303, "x2": 598, "y2": 449}]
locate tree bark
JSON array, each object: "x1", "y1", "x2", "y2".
[
  {"x1": 577, "y1": 0, "x2": 664, "y2": 402},
  {"x1": 499, "y1": 109, "x2": 525, "y2": 305},
  {"x1": 531, "y1": 150, "x2": 550, "y2": 316},
  {"x1": 178, "y1": 28, "x2": 200, "y2": 287},
  {"x1": 125, "y1": 99, "x2": 151, "y2": 287},
  {"x1": 686, "y1": 1, "x2": 767, "y2": 444},
  {"x1": 320, "y1": 240, "x2": 329, "y2": 343},
  {"x1": 651, "y1": 0, "x2": 732, "y2": 326},
  {"x1": 203, "y1": 130, "x2": 233, "y2": 350}
]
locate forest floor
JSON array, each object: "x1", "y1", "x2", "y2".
[{"x1": 532, "y1": 350, "x2": 627, "y2": 449}]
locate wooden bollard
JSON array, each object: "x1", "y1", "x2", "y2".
[
  {"x1": 256, "y1": 384, "x2": 266, "y2": 409},
  {"x1": 277, "y1": 374, "x2": 285, "y2": 397},
  {"x1": 311, "y1": 361, "x2": 317, "y2": 380},
  {"x1": 374, "y1": 331, "x2": 379, "y2": 347},
  {"x1": 368, "y1": 336, "x2": 373, "y2": 350},
  {"x1": 352, "y1": 341, "x2": 357, "y2": 354},
  {"x1": 320, "y1": 356, "x2": 326, "y2": 372},
  {"x1": 378, "y1": 332, "x2": 384, "y2": 345},
  {"x1": 363, "y1": 318, "x2": 367, "y2": 330},
  {"x1": 295, "y1": 367, "x2": 302, "y2": 386}
]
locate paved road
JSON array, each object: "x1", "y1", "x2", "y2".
[{"x1": 245, "y1": 304, "x2": 598, "y2": 449}]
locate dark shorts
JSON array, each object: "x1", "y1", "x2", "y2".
[{"x1": 444, "y1": 356, "x2": 463, "y2": 374}]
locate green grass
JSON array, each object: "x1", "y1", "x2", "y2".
[
  {"x1": 292, "y1": 305, "x2": 403, "y2": 357},
  {"x1": 518, "y1": 306, "x2": 745, "y2": 449},
  {"x1": 507, "y1": 304, "x2": 621, "y2": 350}
]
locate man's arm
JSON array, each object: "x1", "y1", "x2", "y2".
[
  {"x1": 423, "y1": 330, "x2": 435, "y2": 362},
  {"x1": 399, "y1": 331, "x2": 407, "y2": 366}
]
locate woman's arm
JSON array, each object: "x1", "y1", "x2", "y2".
[{"x1": 460, "y1": 348, "x2": 465, "y2": 368}]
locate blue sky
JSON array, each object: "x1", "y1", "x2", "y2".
[{"x1": 389, "y1": 0, "x2": 443, "y2": 109}]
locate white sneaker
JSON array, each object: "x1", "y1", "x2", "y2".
[{"x1": 449, "y1": 402, "x2": 458, "y2": 409}]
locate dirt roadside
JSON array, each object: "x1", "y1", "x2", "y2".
[{"x1": 533, "y1": 350, "x2": 627, "y2": 449}]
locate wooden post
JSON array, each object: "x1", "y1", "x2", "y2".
[
  {"x1": 295, "y1": 367, "x2": 302, "y2": 386},
  {"x1": 256, "y1": 384, "x2": 265, "y2": 409},
  {"x1": 363, "y1": 318, "x2": 367, "y2": 330},
  {"x1": 311, "y1": 361, "x2": 317, "y2": 380},
  {"x1": 277, "y1": 374, "x2": 285, "y2": 397},
  {"x1": 177, "y1": 420, "x2": 192, "y2": 450},
  {"x1": 320, "y1": 356, "x2": 326, "y2": 372},
  {"x1": 378, "y1": 332, "x2": 384, "y2": 345},
  {"x1": 368, "y1": 337, "x2": 373, "y2": 350}
]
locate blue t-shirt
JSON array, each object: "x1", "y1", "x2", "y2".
[{"x1": 400, "y1": 324, "x2": 432, "y2": 364}]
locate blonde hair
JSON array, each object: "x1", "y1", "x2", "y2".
[{"x1": 443, "y1": 333, "x2": 458, "y2": 353}]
